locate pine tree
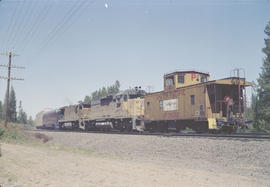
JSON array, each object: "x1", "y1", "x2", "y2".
[
  {"x1": 27, "y1": 116, "x2": 34, "y2": 126},
  {"x1": 17, "y1": 102, "x2": 28, "y2": 124},
  {"x1": 84, "y1": 95, "x2": 91, "y2": 102},
  {"x1": 4, "y1": 87, "x2": 17, "y2": 123},
  {"x1": 9, "y1": 87, "x2": 17, "y2": 122},
  {"x1": 256, "y1": 21, "x2": 270, "y2": 131},
  {"x1": 0, "y1": 101, "x2": 3, "y2": 120},
  {"x1": 87, "y1": 80, "x2": 121, "y2": 101}
]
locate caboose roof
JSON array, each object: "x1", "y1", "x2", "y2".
[
  {"x1": 146, "y1": 77, "x2": 252, "y2": 96},
  {"x1": 164, "y1": 70, "x2": 210, "y2": 77}
]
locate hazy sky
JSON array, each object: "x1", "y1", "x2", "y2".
[{"x1": 0, "y1": 0, "x2": 269, "y2": 117}]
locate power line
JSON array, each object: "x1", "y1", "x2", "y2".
[
  {"x1": 4, "y1": 0, "x2": 23, "y2": 51},
  {"x1": 14, "y1": 0, "x2": 40, "y2": 52},
  {"x1": 8, "y1": 0, "x2": 26, "y2": 51},
  {"x1": 19, "y1": 0, "x2": 54, "y2": 53},
  {"x1": 1, "y1": 1, "x2": 19, "y2": 52},
  {"x1": 36, "y1": 0, "x2": 92, "y2": 54},
  {"x1": 9, "y1": 0, "x2": 29, "y2": 51}
]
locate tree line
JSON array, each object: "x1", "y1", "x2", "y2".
[
  {"x1": 0, "y1": 86, "x2": 34, "y2": 125},
  {"x1": 252, "y1": 21, "x2": 270, "y2": 132},
  {"x1": 84, "y1": 80, "x2": 120, "y2": 102}
]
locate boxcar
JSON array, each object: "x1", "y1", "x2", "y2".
[{"x1": 42, "y1": 110, "x2": 60, "y2": 129}]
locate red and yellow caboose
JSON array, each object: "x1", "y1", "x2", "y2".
[{"x1": 144, "y1": 70, "x2": 251, "y2": 132}]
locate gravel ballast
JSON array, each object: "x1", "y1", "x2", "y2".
[{"x1": 38, "y1": 130, "x2": 270, "y2": 185}]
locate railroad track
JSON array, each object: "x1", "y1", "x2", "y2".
[{"x1": 28, "y1": 128, "x2": 270, "y2": 140}]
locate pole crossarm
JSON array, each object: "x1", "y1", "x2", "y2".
[
  {"x1": 0, "y1": 64, "x2": 25, "y2": 69},
  {"x1": 0, "y1": 52, "x2": 20, "y2": 57},
  {"x1": 0, "y1": 76, "x2": 24, "y2": 81}
]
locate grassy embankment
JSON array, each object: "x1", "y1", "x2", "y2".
[
  {"x1": 0, "y1": 121, "x2": 37, "y2": 144},
  {"x1": 0, "y1": 122, "x2": 94, "y2": 156}
]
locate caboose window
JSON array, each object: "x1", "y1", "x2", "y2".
[
  {"x1": 190, "y1": 95, "x2": 195, "y2": 105},
  {"x1": 147, "y1": 102, "x2": 150, "y2": 108},
  {"x1": 201, "y1": 76, "x2": 206, "y2": 83},
  {"x1": 178, "y1": 75, "x2": 185, "y2": 83},
  {"x1": 165, "y1": 76, "x2": 174, "y2": 86},
  {"x1": 159, "y1": 100, "x2": 163, "y2": 110}
]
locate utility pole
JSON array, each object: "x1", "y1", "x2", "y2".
[{"x1": 0, "y1": 52, "x2": 24, "y2": 127}]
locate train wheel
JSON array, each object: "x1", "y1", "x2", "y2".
[{"x1": 59, "y1": 123, "x2": 63, "y2": 130}]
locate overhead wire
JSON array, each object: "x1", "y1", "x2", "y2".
[
  {"x1": 8, "y1": 0, "x2": 26, "y2": 52},
  {"x1": 14, "y1": 0, "x2": 42, "y2": 52},
  {"x1": 34, "y1": 0, "x2": 92, "y2": 55},
  {"x1": 4, "y1": 0, "x2": 24, "y2": 52},
  {"x1": 19, "y1": 0, "x2": 54, "y2": 54},
  {"x1": 1, "y1": 0, "x2": 19, "y2": 52},
  {"x1": 0, "y1": 0, "x2": 5, "y2": 52},
  {"x1": 9, "y1": 0, "x2": 30, "y2": 52}
]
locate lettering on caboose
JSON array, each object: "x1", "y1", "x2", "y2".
[
  {"x1": 156, "y1": 89, "x2": 185, "y2": 100},
  {"x1": 163, "y1": 111, "x2": 178, "y2": 119}
]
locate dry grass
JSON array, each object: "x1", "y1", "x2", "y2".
[{"x1": 0, "y1": 121, "x2": 51, "y2": 144}]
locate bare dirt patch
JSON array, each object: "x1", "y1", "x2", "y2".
[
  {"x1": 1, "y1": 143, "x2": 268, "y2": 187},
  {"x1": 33, "y1": 132, "x2": 51, "y2": 143}
]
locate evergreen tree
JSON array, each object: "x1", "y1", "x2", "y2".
[
  {"x1": 85, "y1": 80, "x2": 121, "y2": 101},
  {"x1": 84, "y1": 95, "x2": 91, "y2": 103},
  {"x1": 17, "y1": 103, "x2": 28, "y2": 124},
  {"x1": 255, "y1": 21, "x2": 270, "y2": 131},
  {"x1": 9, "y1": 87, "x2": 17, "y2": 122},
  {"x1": 0, "y1": 101, "x2": 3, "y2": 120},
  {"x1": 27, "y1": 116, "x2": 34, "y2": 126},
  {"x1": 115, "y1": 80, "x2": 120, "y2": 92},
  {"x1": 4, "y1": 86, "x2": 17, "y2": 122}
]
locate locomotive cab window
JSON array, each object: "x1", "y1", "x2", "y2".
[
  {"x1": 178, "y1": 75, "x2": 185, "y2": 84},
  {"x1": 83, "y1": 104, "x2": 91, "y2": 108},
  {"x1": 190, "y1": 95, "x2": 195, "y2": 105},
  {"x1": 165, "y1": 76, "x2": 174, "y2": 86},
  {"x1": 124, "y1": 95, "x2": 128, "y2": 102}
]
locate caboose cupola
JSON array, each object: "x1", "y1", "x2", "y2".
[{"x1": 164, "y1": 70, "x2": 210, "y2": 91}]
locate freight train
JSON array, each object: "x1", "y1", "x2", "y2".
[{"x1": 39, "y1": 70, "x2": 251, "y2": 133}]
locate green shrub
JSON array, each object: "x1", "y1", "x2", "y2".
[{"x1": 0, "y1": 127, "x2": 5, "y2": 137}]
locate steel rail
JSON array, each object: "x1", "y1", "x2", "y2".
[{"x1": 30, "y1": 127, "x2": 270, "y2": 140}]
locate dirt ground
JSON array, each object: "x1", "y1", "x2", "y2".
[{"x1": 1, "y1": 131, "x2": 270, "y2": 187}]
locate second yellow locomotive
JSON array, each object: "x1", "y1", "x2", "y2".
[{"x1": 58, "y1": 87, "x2": 145, "y2": 131}]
